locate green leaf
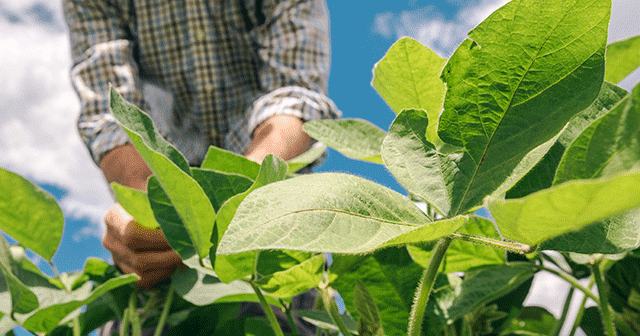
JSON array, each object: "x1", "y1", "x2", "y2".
[
  {"x1": 191, "y1": 168, "x2": 253, "y2": 212},
  {"x1": 217, "y1": 173, "x2": 465, "y2": 255},
  {"x1": 294, "y1": 310, "x2": 358, "y2": 335},
  {"x1": 111, "y1": 183, "x2": 159, "y2": 229},
  {"x1": 605, "y1": 34, "x2": 640, "y2": 84},
  {"x1": 436, "y1": 0, "x2": 609, "y2": 215},
  {"x1": 212, "y1": 155, "x2": 289, "y2": 283},
  {"x1": 172, "y1": 268, "x2": 271, "y2": 306},
  {"x1": 303, "y1": 119, "x2": 386, "y2": 164},
  {"x1": 256, "y1": 254, "x2": 324, "y2": 298},
  {"x1": 372, "y1": 37, "x2": 446, "y2": 143},
  {"x1": 0, "y1": 237, "x2": 38, "y2": 315},
  {"x1": 498, "y1": 306, "x2": 557, "y2": 336},
  {"x1": 408, "y1": 216, "x2": 505, "y2": 273},
  {"x1": 147, "y1": 177, "x2": 196, "y2": 259},
  {"x1": 437, "y1": 265, "x2": 534, "y2": 323},
  {"x1": 489, "y1": 169, "x2": 640, "y2": 246},
  {"x1": 554, "y1": 83, "x2": 640, "y2": 184},
  {"x1": 579, "y1": 307, "x2": 606, "y2": 336},
  {"x1": 287, "y1": 142, "x2": 327, "y2": 174},
  {"x1": 200, "y1": 146, "x2": 260, "y2": 180},
  {"x1": 21, "y1": 274, "x2": 138, "y2": 333},
  {"x1": 506, "y1": 82, "x2": 631, "y2": 199},
  {"x1": 0, "y1": 167, "x2": 63, "y2": 261},
  {"x1": 605, "y1": 254, "x2": 640, "y2": 313},
  {"x1": 110, "y1": 88, "x2": 215, "y2": 260},
  {"x1": 331, "y1": 252, "x2": 423, "y2": 336},
  {"x1": 354, "y1": 280, "x2": 385, "y2": 336}
]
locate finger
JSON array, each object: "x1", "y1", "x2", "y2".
[{"x1": 114, "y1": 259, "x2": 179, "y2": 290}]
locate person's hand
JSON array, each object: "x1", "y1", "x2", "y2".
[{"x1": 103, "y1": 203, "x2": 182, "y2": 289}]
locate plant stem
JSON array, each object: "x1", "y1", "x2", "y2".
[
  {"x1": 550, "y1": 286, "x2": 574, "y2": 336},
  {"x1": 250, "y1": 280, "x2": 285, "y2": 336},
  {"x1": 407, "y1": 237, "x2": 451, "y2": 336},
  {"x1": 450, "y1": 232, "x2": 533, "y2": 254},
  {"x1": 128, "y1": 288, "x2": 142, "y2": 336},
  {"x1": 321, "y1": 286, "x2": 352, "y2": 336},
  {"x1": 120, "y1": 308, "x2": 130, "y2": 336},
  {"x1": 591, "y1": 261, "x2": 617, "y2": 336},
  {"x1": 153, "y1": 286, "x2": 174, "y2": 336},
  {"x1": 568, "y1": 276, "x2": 595, "y2": 336},
  {"x1": 280, "y1": 298, "x2": 301, "y2": 336},
  {"x1": 72, "y1": 316, "x2": 81, "y2": 336}
]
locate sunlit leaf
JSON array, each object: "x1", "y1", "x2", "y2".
[
  {"x1": 435, "y1": 0, "x2": 609, "y2": 215},
  {"x1": 287, "y1": 142, "x2": 327, "y2": 174},
  {"x1": 0, "y1": 167, "x2": 63, "y2": 261},
  {"x1": 200, "y1": 146, "x2": 260, "y2": 180},
  {"x1": 110, "y1": 88, "x2": 215, "y2": 259},
  {"x1": 605, "y1": 34, "x2": 640, "y2": 84},
  {"x1": 217, "y1": 173, "x2": 465, "y2": 255},
  {"x1": 0, "y1": 236, "x2": 38, "y2": 315},
  {"x1": 372, "y1": 37, "x2": 446, "y2": 143}
]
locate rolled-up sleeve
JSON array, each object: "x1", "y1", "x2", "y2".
[
  {"x1": 64, "y1": 0, "x2": 148, "y2": 166},
  {"x1": 241, "y1": 0, "x2": 341, "y2": 146}
]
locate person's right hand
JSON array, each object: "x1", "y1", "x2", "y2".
[{"x1": 103, "y1": 203, "x2": 182, "y2": 289}]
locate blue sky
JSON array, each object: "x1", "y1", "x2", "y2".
[{"x1": 1, "y1": 0, "x2": 640, "y2": 334}]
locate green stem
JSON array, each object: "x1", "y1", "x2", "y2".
[
  {"x1": 153, "y1": 286, "x2": 175, "y2": 336},
  {"x1": 72, "y1": 316, "x2": 81, "y2": 336},
  {"x1": 128, "y1": 288, "x2": 142, "y2": 336},
  {"x1": 568, "y1": 277, "x2": 595, "y2": 336},
  {"x1": 120, "y1": 307, "x2": 130, "y2": 336},
  {"x1": 450, "y1": 232, "x2": 533, "y2": 254},
  {"x1": 550, "y1": 286, "x2": 574, "y2": 336},
  {"x1": 250, "y1": 280, "x2": 284, "y2": 336},
  {"x1": 509, "y1": 262, "x2": 599, "y2": 304},
  {"x1": 321, "y1": 286, "x2": 352, "y2": 336},
  {"x1": 407, "y1": 237, "x2": 452, "y2": 336},
  {"x1": 591, "y1": 261, "x2": 617, "y2": 336},
  {"x1": 280, "y1": 298, "x2": 301, "y2": 336}
]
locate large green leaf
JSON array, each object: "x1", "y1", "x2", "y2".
[
  {"x1": 0, "y1": 167, "x2": 63, "y2": 261},
  {"x1": 489, "y1": 169, "x2": 640, "y2": 246},
  {"x1": 554, "y1": 83, "x2": 640, "y2": 184},
  {"x1": 605, "y1": 34, "x2": 640, "y2": 84},
  {"x1": 498, "y1": 306, "x2": 557, "y2": 336},
  {"x1": 506, "y1": 82, "x2": 631, "y2": 199},
  {"x1": 0, "y1": 236, "x2": 38, "y2": 315},
  {"x1": 303, "y1": 119, "x2": 386, "y2": 164},
  {"x1": 111, "y1": 183, "x2": 159, "y2": 229},
  {"x1": 110, "y1": 87, "x2": 215, "y2": 259},
  {"x1": 435, "y1": 265, "x2": 534, "y2": 323},
  {"x1": 408, "y1": 216, "x2": 505, "y2": 273},
  {"x1": 435, "y1": 0, "x2": 609, "y2": 216},
  {"x1": 217, "y1": 173, "x2": 466, "y2": 255},
  {"x1": 371, "y1": 37, "x2": 446, "y2": 143},
  {"x1": 538, "y1": 83, "x2": 640, "y2": 253},
  {"x1": 331, "y1": 251, "x2": 424, "y2": 336},
  {"x1": 212, "y1": 155, "x2": 289, "y2": 283},
  {"x1": 200, "y1": 146, "x2": 260, "y2": 180},
  {"x1": 21, "y1": 274, "x2": 138, "y2": 333}
]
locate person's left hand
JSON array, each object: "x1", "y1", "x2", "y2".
[{"x1": 103, "y1": 203, "x2": 183, "y2": 289}]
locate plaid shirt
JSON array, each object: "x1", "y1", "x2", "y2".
[{"x1": 64, "y1": 0, "x2": 340, "y2": 166}]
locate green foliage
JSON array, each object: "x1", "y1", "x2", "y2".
[
  {"x1": 2, "y1": 0, "x2": 640, "y2": 335},
  {"x1": 0, "y1": 168, "x2": 63, "y2": 261}
]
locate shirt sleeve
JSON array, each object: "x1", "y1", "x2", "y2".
[
  {"x1": 64, "y1": 0, "x2": 148, "y2": 166},
  {"x1": 230, "y1": 0, "x2": 341, "y2": 152}
]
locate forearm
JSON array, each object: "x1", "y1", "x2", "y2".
[
  {"x1": 99, "y1": 144, "x2": 153, "y2": 191},
  {"x1": 245, "y1": 115, "x2": 312, "y2": 163}
]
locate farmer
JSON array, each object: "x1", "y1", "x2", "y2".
[{"x1": 63, "y1": 0, "x2": 339, "y2": 333}]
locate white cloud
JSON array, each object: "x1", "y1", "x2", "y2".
[{"x1": 0, "y1": 1, "x2": 111, "y2": 239}]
